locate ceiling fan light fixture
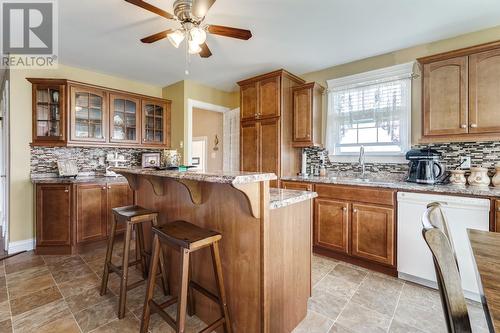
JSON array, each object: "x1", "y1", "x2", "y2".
[
  {"x1": 189, "y1": 26, "x2": 207, "y2": 45},
  {"x1": 188, "y1": 40, "x2": 202, "y2": 54},
  {"x1": 167, "y1": 29, "x2": 185, "y2": 48}
]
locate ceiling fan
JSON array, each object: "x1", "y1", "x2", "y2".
[{"x1": 125, "y1": 0, "x2": 252, "y2": 58}]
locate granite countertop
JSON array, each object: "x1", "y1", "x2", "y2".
[
  {"x1": 281, "y1": 175, "x2": 500, "y2": 197},
  {"x1": 111, "y1": 167, "x2": 277, "y2": 185},
  {"x1": 31, "y1": 175, "x2": 129, "y2": 184},
  {"x1": 269, "y1": 188, "x2": 318, "y2": 210}
]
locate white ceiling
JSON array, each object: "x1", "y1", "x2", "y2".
[{"x1": 59, "y1": 0, "x2": 500, "y2": 91}]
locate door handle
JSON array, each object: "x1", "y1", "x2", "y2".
[{"x1": 470, "y1": 124, "x2": 478, "y2": 128}]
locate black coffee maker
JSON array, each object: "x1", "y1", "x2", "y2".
[{"x1": 406, "y1": 148, "x2": 445, "y2": 184}]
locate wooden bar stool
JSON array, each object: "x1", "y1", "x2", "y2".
[
  {"x1": 140, "y1": 220, "x2": 232, "y2": 333},
  {"x1": 100, "y1": 205, "x2": 169, "y2": 319}
]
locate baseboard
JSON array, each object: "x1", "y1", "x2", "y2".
[
  {"x1": 8, "y1": 238, "x2": 35, "y2": 254},
  {"x1": 398, "y1": 272, "x2": 480, "y2": 302}
]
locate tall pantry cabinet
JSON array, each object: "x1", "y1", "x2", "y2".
[{"x1": 238, "y1": 70, "x2": 305, "y2": 186}]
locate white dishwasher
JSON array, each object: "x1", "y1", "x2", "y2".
[{"x1": 397, "y1": 191, "x2": 490, "y2": 301}]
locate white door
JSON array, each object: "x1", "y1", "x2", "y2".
[
  {"x1": 192, "y1": 137, "x2": 208, "y2": 172},
  {"x1": 223, "y1": 108, "x2": 240, "y2": 172}
]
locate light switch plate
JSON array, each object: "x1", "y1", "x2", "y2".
[{"x1": 460, "y1": 156, "x2": 471, "y2": 169}]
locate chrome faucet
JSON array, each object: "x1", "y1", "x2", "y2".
[{"x1": 359, "y1": 145, "x2": 366, "y2": 177}]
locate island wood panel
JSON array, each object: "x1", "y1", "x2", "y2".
[
  {"x1": 135, "y1": 178, "x2": 262, "y2": 332},
  {"x1": 269, "y1": 199, "x2": 312, "y2": 333},
  {"x1": 467, "y1": 229, "x2": 500, "y2": 332}
]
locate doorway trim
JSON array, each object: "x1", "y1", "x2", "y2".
[
  {"x1": 186, "y1": 99, "x2": 230, "y2": 167},
  {"x1": 0, "y1": 73, "x2": 9, "y2": 252}
]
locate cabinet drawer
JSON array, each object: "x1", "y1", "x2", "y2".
[
  {"x1": 281, "y1": 181, "x2": 313, "y2": 191},
  {"x1": 314, "y1": 184, "x2": 395, "y2": 206}
]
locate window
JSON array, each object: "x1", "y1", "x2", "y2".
[{"x1": 326, "y1": 62, "x2": 413, "y2": 156}]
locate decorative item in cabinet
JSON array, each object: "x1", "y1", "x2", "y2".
[
  {"x1": 70, "y1": 84, "x2": 107, "y2": 143},
  {"x1": 292, "y1": 82, "x2": 324, "y2": 147},
  {"x1": 109, "y1": 93, "x2": 140, "y2": 144},
  {"x1": 142, "y1": 99, "x2": 171, "y2": 146},
  {"x1": 28, "y1": 78, "x2": 67, "y2": 146}
]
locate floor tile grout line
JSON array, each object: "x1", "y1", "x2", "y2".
[
  {"x1": 331, "y1": 271, "x2": 368, "y2": 329},
  {"x1": 312, "y1": 262, "x2": 336, "y2": 289},
  {"x1": 42, "y1": 255, "x2": 85, "y2": 333},
  {"x1": 386, "y1": 280, "x2": 405, "y2": 333}
]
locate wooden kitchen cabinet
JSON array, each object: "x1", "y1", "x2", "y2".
[
  {"x1": 495, "y1": 199, "x2": 500, "y2": 232},
  {"x1": 314, "y1": 198, "x2": 350, "y2": 254},
  {"x1": 76, "y1": 183, "x2": 108, "y2": 243},
  {"x1": 351, "y1": 204, "x2": 395, "y2": 266},
  {"x1": 142, "y1": 99, "x2": 171, "y2": 146},
  {"x1": 469, "y1": 48, "x2": 500, "y2": 134},
  {"x1": 240, "y1": 121, "x2": 259, "y2": 172},
  {"x1": 258, "y1": 76, "x2": 281, "y2": 119},
  {"x1": 70, "y1": 84, "x2": 107, "y2": 143},
  {"x1": 313, "y1": 183, "x2": 397, "y2": 274},
  {"x1": 240, "y1": 82, "x2": 258, "y2": 121},
  {"x1": 292, "y1": 82, "x2": 324, "y2": 147},
  {"x1": 35, "y1": 184, "x2": 72, "y2": 254},
  {"x1": 281, "y1": 181, "x2": 313, "y2": 191},
  {"x1": 260, "y1": 118, "x2": 280, "y2": 187},
  {"x1": 422, "y1": 56, "x2": 468, "y2": 136},
  {"x1": 238, "y1": 69, "x2": 305, "y2": 181},
  {"x1": 107, "y1": 183, "x2": 134, "y2": 234},
  {"x1": 419, "y1": 41, "x2": 500, "y2": 142},
  {"x1": 109, "y1": 93, "x2": 140, "y2": 144},
  {"x1": 28, "y1": 78, "x2": 171, "y2": 148},
  {"x1": 29, "y1": 79, "x2": 67, "y2": 146}
]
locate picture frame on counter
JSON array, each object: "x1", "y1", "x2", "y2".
[{"x1": 141, "y1": 152, "x2": 161, "y2": 168}]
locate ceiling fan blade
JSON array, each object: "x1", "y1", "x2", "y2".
[
  {"x1": 141, "y1": 29, "x2": 173, "y2": 43},
  {"x1": 192, "y1": 0, "x2": 216, "y2": 19},
  {"x1": 199, "y1": 42, "x2": 212, "y2": 58},
  {"x1": 124, "y1": 0, "x2": 174, "y2": 20},
  {"x1": 207, "y1": 25, "x2": 252, "y2": 40}
]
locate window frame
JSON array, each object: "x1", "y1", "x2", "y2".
[{"x1": 326, "y1": 62, "x2": 414, "y2": 157}]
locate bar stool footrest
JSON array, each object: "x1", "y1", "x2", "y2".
[
  {"x1": 190, "y1": 281, "x2": 220, "y2": 304},
  {"x1": 150, "y1": 300, "x2": 177, "y2": 328},
  {"x1": 199, "y1": 317, "x2": 225, "y2": 333}
]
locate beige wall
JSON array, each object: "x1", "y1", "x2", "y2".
[
  {"x1": 9, "y1": 64, "x2": 163, "y2": 243},
  {"x1": 301, "y1": 24, "x2": 500, "y2": 145},
  {"x1": 163, "y1": 79, "x2": 239, "y2": 163},
  {"x1": 192, "y1": 108, "x2": 223, "y2": 172}
]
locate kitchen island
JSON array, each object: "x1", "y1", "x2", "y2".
[{"x1": 113, "y1": 167, "x2": 317, "y2": 333}]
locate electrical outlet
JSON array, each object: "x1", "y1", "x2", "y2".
[{"x1": 460, "y1": 156, "x2": 471, "y2": 169}]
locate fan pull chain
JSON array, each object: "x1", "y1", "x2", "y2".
[{"x1": 185, "y1": 35, "x2": 190, "y2": 75}]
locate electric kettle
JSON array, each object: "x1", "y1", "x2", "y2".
[{"x1": 416, "y1": 160, "x2": 444, "y2": 184}]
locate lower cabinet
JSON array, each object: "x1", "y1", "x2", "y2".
[
  {"x1": 351, "y1": 204, "x2": 395, "y2": 266},
  {"x1": 76, "y1": 184, "x2": 108, "y2": 243},
  {"x1": 312, "y1": 183, "x2": 396, "y2": 273},
  {"x1": 314, "y1": 199, "x2": 349, "y2": 254},
  {"x1": 495, "y1": 200, "x2": 500, "y2": 232},
  {"x1": 36, "y1": 184, "x2": 72, "y2": 253},
  {"x1": 35, "y1": 181, "x2": 134, "y2": 254}
]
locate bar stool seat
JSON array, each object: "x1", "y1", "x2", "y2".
[
  {"x1": 140, "y1": 220, "x2": 232, "y2": 333},
  {"x1": 100, "y1": 205, "x2": 168, "y2": 319},
  {"x1": 156, "y1": 220, "x2": 222, "y2": 250}
]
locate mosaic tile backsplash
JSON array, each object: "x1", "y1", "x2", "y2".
[
  {"x1": 30, "y1": 147, "x2": 163, "y2": 176},
  {"x1": 305, "y1": 141, "x2": 500, "y2": 176}
]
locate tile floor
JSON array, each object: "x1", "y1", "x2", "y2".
[
  {"x1": 0, "y1": 244, "x2": 490, "y2": 333},
  {"x1": 294, "y1": 254, "x2": 490, "y2": 333}
]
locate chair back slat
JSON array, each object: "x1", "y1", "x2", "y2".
[{"x1": 422, "y1": 204, "x2": 472, "y2": 333}]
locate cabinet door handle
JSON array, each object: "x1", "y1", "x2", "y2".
[
  {"x1": 102, "y1": 186, "x2": 106, "y2": 190},
  {"x1": 64, "y1": 189, "x2": 69, "y2": 193},
  {"x1": 108, "y1": 186, "x2": 111, "y2": 189},
  {"x1": 470, "y1": 124, "x2": 478, "y2": 128},
  {"x1": 353, "y1": 208, "x2": 358, "y2": 213},
  {"x1": 461, "y1": 124, "x2": 467, "y2": 129},
  {"x1": 342, "y1": 207, "x2": 347, "y2": 211}
]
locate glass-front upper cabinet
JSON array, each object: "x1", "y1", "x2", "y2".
[
  {"x1": 70, "y1": 85, "x2": 107, "y2": 142},
  {"x1": 109, "y1": 93, "x2": 140, "y2": 144},
  {"x1": 29, "y1": 79, "x2": 67, "y2": 145},
  {"x1": 142, "y1": 99, "x2": 170, "y2": 146}
]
